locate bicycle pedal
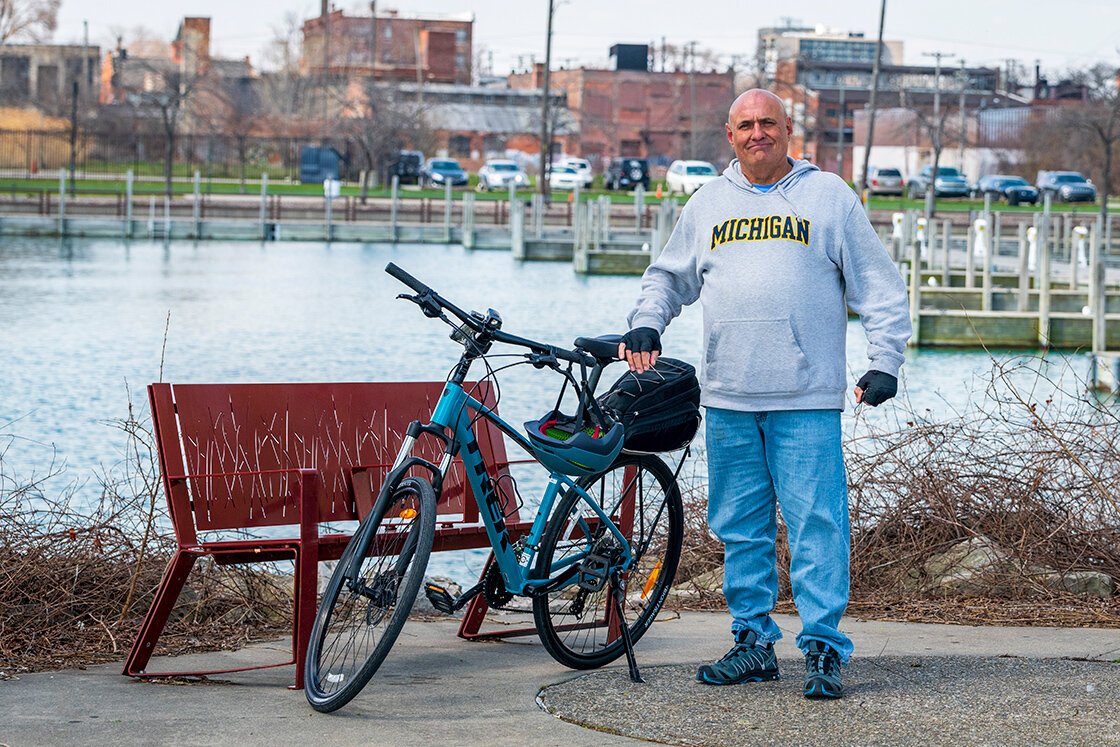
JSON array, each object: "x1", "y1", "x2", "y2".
[
  {"x1": 577, "y1": 554, "x2": 610, "y2": 592},
  {"x1": 424, "y1": 582, "x2": 457, "y2": 614}
]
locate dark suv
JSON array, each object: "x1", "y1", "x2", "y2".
[
  {"x1": 386, "y1": 150, "x2": 424, "y2": 185},
  {"x1": 604, "y1": 158, "x2": 650, "y2": 191}
]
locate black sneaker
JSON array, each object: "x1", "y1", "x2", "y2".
[
  {"x1": 803, "y1": 640, "x2": 843, "y2": 699},
  {"x1": 696, "y1": 629, "x2": 780, "y2": 686}
]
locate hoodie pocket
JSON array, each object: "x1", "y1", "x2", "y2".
[{"x1": 705, "y1": 318, "x2": 810, "y2": 396}]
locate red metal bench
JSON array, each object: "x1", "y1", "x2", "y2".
[{"x1": 123, "y1": 381, "x2": 530, "y2": 688}]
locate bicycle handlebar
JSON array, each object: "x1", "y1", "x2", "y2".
[
  {"x1": 385, "y1": 262, "x2": 431, "y2": 296},
  {"x1": 385, "y1": 262, "x2": 595, "y2": 366}
]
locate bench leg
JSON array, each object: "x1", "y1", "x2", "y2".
[
  {"x1": 291, "y1": 543, "x2": 320, "y2": 690},
  {"x1": 457, "y1": 553, "x2": 539, "y2": 640},
  {"x1": 123, "y1": 549, "x2": 197, "y2": 676}
]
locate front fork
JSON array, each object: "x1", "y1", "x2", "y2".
[{"x1": 343, "y1": 420, "x2": 450, "y2": 589}]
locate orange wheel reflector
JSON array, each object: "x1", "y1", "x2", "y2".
[
  {"x1": 641, "y1": 560, "x2": 662, "y2": 600},
  {"x1": 398, "y1": 508, "x2": 417, "y2": 519}
]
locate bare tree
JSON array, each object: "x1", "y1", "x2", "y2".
[
  {"x1": 193, "y1": 75, "x2": 262, "y2": 192},
  {"x1": 901, "y1": 88, "x2": 956, "y2": 219},
  {"x1": 258, "y1": 12, "x2": 315, "y2": 123},
  {"x1": 124, "y1": 60, "x2": 207, "y2": 197},
  {"x1": 0, "y1": 0, "x2": 59, "y2": 43},
  {"x1": 1058, "y1": 63, "x2": 1120, "y2": 238},
  {"x1": 340, "y1": 81, "x2": 435, "y2": 200}
]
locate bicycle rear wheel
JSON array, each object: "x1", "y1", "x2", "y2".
[
  {"x1": 532, "y1": 453, "x2": 683, "y2": 670},
  {"x1": 305, "y1": 475, "x2": 436, "y2": 712}
]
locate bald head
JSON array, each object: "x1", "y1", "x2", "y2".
[
  {"x1": 725, "y1": 88, "x2": 794, "y2": 184},
  {"x1": 728, "y1": 89, "x2": 788, "y2": 124}
]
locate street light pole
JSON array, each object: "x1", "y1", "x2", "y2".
[
  {"x1": 957, "y1": 59, "x2": 968, "y2": 168},
  {"x1": 922, "y1": 50, "x2": 954, "y2": 218},
  {"x1": 538, "y1": 0, "x2": 555, "y2": 204},
  {"x1": 858, "y1": 0, "x2": 886, "y2": 203},
  {"x1": 688, "y1": 41, "x2": 697, "y2": 160}
]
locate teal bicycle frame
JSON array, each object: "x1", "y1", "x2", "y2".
[{"x1": 397, "y1": 380, "x2": 634, "y2": 597}]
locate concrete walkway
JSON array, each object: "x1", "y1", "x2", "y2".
[{"x1": 2, "y1": 612, "x2": 1118, "y2": 746}]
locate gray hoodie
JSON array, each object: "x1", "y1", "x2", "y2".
[{"x1": 628, "y1": 157, "x2": 911, "y2": 412}]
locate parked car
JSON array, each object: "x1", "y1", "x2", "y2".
[
  {"x1": 665, "y1": 160, "x2": 719, "y2": 195},
  {"x1": 386, "y1": 149, "x2": 424, "y2": 185},
  {"x1": 477, "y1": 159, "x2": 530, "y2": 191},
  {"x1": 860, "y1": 166, "x2": 904, "y2": 196},
  {"x1": 546, "y1": 164, "x2": 583, "y2": 191},
  {"x1": 907, "y1": 165, "x2": 971, "y2": 199},
  {"x1": 973, "y1": 175, "x2": 1038, "y2": 206},
  {"x1": 1036, "y1": 170, "x2": 1096, "y2": 203},
  {"x1": 298, "y1": 146, "x2": 343, "y2": 184},
  {"x1": 604, "y1": 157, "x2": 650, "y2": 191},
  {"x1": 558, "y1": 157, "x2": 594, "y2": 188},
  {"x1": 421, "y1": 158, "x2": 468, "y2": 188}
]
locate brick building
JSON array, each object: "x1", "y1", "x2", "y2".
[
  {"x1": 102, "y1": 17, "x2": 253, "y2": 105},
  {"x1": 509, "y1": 45, "x2": 734, "y2": 170},
  {"x1": 0, "y1": 43, "x2": 100, "y2": 108},
  {"x1": 301, "y1": 5, "x2": 472, "y2": 85},
  {"x1": 761, "y1": 25, "x2": 1002, "y2": 181}
]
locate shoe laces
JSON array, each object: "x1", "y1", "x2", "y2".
[
  {"x1": 720, "y1": 631, "x2": 763, "y2": 661},
  {"x1": 807, "y1": 644, "x2": 838, "y2": 676}
]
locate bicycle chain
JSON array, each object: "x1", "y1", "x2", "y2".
[{"x1": 483, "y1": 561, "x2": 515, "y2": 609}]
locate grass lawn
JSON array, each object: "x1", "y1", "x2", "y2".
[{"x1": 1, "y1": 174, "x2": 1117, "y2": 213}]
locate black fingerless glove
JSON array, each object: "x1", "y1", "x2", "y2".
[
  {"x1": 621, "y1": 327, "x2": 662, "y2": 354},
  {"x1": 856, "y1": 370, "x2": 898, "y2": 407}
]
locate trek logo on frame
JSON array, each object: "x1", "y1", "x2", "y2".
[{"x1": 710, "y1": 215, "x2": 811, "y2": 251}]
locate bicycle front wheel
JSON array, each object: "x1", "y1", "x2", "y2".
[
  {"x1": 305, "y1": 475, "x2": 436, "y2": 712},
  {"x1": 532, "y1": 453, "x2": 683, "y2": 670}
]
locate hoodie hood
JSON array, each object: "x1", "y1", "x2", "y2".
[{"x1": 722, "y1": 157, "x2": 819, "y2": 194}]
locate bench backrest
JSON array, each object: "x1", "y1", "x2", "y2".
[{"x1": 149, "y1": 381, "x2": 512, "y2": 545}]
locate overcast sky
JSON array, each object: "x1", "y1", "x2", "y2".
[{"x1": 53, "y1": 0, "x2": 1120, "y2": 77}]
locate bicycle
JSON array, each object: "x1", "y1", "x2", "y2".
[{"x1": 304, "y1": 263, "x2": 688, "y2": 712}]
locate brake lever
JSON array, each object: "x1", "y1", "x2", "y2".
[
  {"x1": 527, "y1": 351, "x2": 560, "y2": 369},
  {"x1": 397, "y1": 291, "x2": 443, "y2": 319}
]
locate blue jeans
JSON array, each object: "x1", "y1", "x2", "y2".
[{"x1": 705, "y1": 406, "x2": 853, "y2": 662}]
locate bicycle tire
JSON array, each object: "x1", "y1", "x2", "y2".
[
  {"x1": 531, "y1": 453, "x2": 683, "y2": 670},
  {"x1": 305, "y1": 475, "x2": 437, "y2": 712}
]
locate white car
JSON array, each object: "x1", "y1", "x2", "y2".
[
  {"x1": 666, "y1": 160, "x2": 719, "y2": 195},
  {"x1": 547, "y1": 164, "x2": 583, "y2": 191},
  {"x1": 559, "y1": 158, "x2": 594, "y2": 188},
  {"x1": 477, "y1": 159, "x2": 530, "y2": 191}
]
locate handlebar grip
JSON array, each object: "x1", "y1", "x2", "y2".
[{"x1": 385, "y1": 262, "x2": 431, "y2": 295}]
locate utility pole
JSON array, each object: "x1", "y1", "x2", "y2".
[
  {"x1": 836, "y1": 84, "x2": 846, "y2": 178},
  {"x1": 688, "y1": 41, "x2": 697, "y2": 159},
  {"x1": 369, "y1": 1, "x2": 377, "y2": 75},
  {"x1": 82, "y1": 20, "x2": 90, "y2": 98},
  {"x1": 957, "y1": 59, "x2": 968, "y2": 169},
  {"x1": 921, "y1": 50, "x2": 955, "y2": 218},
  {"x1": 68, "y1": 80, "x2": 78, "y2": 194},
  {"x1": 858, "y1": 0, "x2": 886, "y2": 204},
  {"x1": 538, "y1": 0, "x2": 555, "y2": 203},
  {"x1": 322, "y1": 1, "x2": 331, "y2": 75}
]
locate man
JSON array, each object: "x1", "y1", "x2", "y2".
[{"x1": 619, "y1": 89, "x2": 911, "y2": 700}]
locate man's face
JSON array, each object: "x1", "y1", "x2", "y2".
[{"x1": 725, "y1": 95, "x2": 793, "y2": 178}]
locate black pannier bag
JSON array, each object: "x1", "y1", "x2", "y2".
[{"x1": 597, "y1": 357, "x2": 701, "y2": 453}]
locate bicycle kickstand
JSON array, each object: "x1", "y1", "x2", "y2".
[{"x1": 610, "y1": 574, "x2": 644, "y2": 683}]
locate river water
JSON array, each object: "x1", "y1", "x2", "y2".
[{"x1": 0, "y1": 237, "x2": 1099, "y2": 584}]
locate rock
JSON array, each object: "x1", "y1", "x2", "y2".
[
  {"x1": 923, "y1": 535, "x2": 1013, "y2": 596},
  {"x1": 1040, "y1": 570, "x2": 1115, "y2": 598},
  {"x1": 923, "y1": 536, "x2": 1116, "y2": 599}
]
